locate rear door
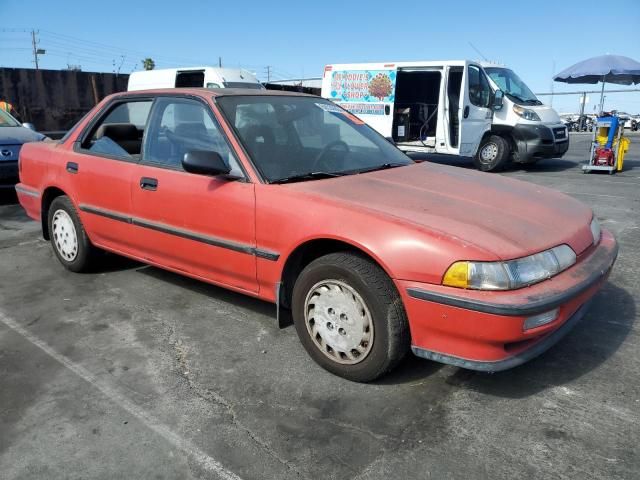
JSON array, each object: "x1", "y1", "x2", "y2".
[
  {"x1": 69, "y1": 98, "x2": 152, "y2": 250},
  {"x1": 129, "y1": 96, "x2": 258, "y2": 292},
  {"x1": 457, "y1": 63, "x2": 493, "y2": 156}
]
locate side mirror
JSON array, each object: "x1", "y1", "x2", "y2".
[
  {"x1": 492, "y1": 90, "x2": 504, "y2": 111},
  {"x1": 22, "y1": 122, "x2": 37, "y2": 131},
  {"x1": 385, "y1": 136, "x2": 395, "y2": 145},
  {"x1": 182, "y1": 150, "x2": 232, "y2": 176}
]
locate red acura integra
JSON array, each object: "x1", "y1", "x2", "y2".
[{"x1": 16, "y1": 89, "x2": 617, "y2": 382}]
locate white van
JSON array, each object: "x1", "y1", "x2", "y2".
[
  {"x1": 322, "y1": 61, "x2": 568, "y2": 171},
  {"x1": 482, "y1": 63, "x2": 568, "y2": 167},
  {"x1": 127, "y1": 67, "x2": 264, "y2": 91}
]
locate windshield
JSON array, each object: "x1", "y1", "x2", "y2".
[
  {"x1": 485, "y1": 67, "x2": 541, "y2": 105},
  {"x1": 0, "y1": 108, "x2": 21, "y2": 127},
  {"x1": 216, "y1": 96, "x2": 412, "y2": 182},
  {"x1": 223, "y1": 82, "x2": 265, "y2": 90}
]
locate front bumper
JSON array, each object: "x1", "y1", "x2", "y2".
[
  {"x1": 0, "y1": 160, "x2": 19, "y2": 185},
  {"x1": 512, "y1": 123, "x2": 569, "y2": 163},
  {"x1": 399, "y1": 229, "x2": 618, "y2": 372}
]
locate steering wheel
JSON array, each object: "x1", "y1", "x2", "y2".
[{"x1": 312, "y1": 140, "x2": 350, "y2": 172}]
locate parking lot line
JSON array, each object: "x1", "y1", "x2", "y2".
[{"x1": 0, "y1": 310, "x2": 244, "y2": 480}]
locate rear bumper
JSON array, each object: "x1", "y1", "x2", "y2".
[
  {"x1": 399, "y1": 229, "x2": 618, "y2": 371},
  {"x1": 15, "y1": 183, "x2": 41, "y2": 221},
  {"x1": 512, "y1": 124, "x2": 569, "y2": 163}
]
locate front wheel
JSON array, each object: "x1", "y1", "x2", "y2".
[
  {"x1": 473, "y1": 135, "x2": 510, "y2": 172},
  {"x1": 292, "y1": 252, "x2": 410, "y2": 382}
]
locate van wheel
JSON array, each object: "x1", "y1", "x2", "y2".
[
  {"x1": 48, "y1": 196, "x2": 97, "y2": 272},
  {"x1": 291, "y1": 252, "x2": 410, "y2": 382},
  {"x1": 474, "y1": 135, "x2": 510, "y2": 172}
]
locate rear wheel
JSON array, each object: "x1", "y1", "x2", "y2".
[
  {"x1": 48, "y1": 196, "x2": 97, "y2": 272},
  {"x1": 474, "y1": 135, "x2": 510, "y2": 172},
  {"x1": 292, "y1": 252, "x2": 410, "y2": 382}
]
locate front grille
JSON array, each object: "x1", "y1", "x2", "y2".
[
  {"x1": 553, "y1": 127, "x2": 567, "y2": 141},
  {"x1": 0, "y1": 161, "x2": 18, "y2": 182},
  {"x1": 0, "y1": 144, "x2": 21, "y2": 161}
]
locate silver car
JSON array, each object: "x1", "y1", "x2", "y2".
[{"x1": 0, "y1": 109, "x2": 46, "y2": 187}]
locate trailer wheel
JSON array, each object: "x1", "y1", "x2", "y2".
[{"x1": 474, "y1": 135, "x2": 510, "y2": 172}]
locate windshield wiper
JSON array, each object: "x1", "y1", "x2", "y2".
[
  {"x1": 271, "y1": 171, "x2": 344, "y2": 184},
  {"x1": 347, "y1": 163, "x2": 407, "y2": 175}
]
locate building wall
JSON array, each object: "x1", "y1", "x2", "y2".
[{"x1": 0, "y1": 68, "x2": 128, "y2": 132}]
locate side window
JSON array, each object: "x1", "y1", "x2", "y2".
[
  {"x1": 82, "y1": 100, "x2": 152, "y2": 159},
  {"x1": 468, "y1": 65, "x2": 491, "y2": 108},
  {"x1": 143, "y1": 98, "x2": 242, "y2": 175}
]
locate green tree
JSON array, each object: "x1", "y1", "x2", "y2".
[{"x1": 141, "y1": 58, "x2": 155, "y2": 71}]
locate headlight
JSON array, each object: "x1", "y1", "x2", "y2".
[
  {"x1": 443, "y1": 245, "x2": 576, "y2": 290},
  {"x1": 590, "y1": 217, "x2": 601, "y2": 245},
  {"x1": 513, "y1": 105, "x2": 541, "y2": 121}
]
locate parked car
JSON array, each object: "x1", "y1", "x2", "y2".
[
  {"x1": 0, "y1": 109, "x2": 46, "y2": 186},
  {"x1": 16, "y1": 89, "x2": 618, "y2": 382}
]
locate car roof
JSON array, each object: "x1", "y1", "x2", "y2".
[{"x1": 112, "y1": 87, "x2": 317, "y2": 99}]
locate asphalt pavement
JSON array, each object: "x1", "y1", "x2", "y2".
[{"x1": 0, "y1": 132, "x2": 638, "y2": 480}]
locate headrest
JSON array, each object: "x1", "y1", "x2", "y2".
[{"x1": 96, "y1": 123, "x2": 138, "y2": 141}]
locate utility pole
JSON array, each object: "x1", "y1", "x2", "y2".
[
  {"x1": 31, "y1": 29, "x2": 45, "y2": 70},
  {"x1": 218, "y1": 56, "x2": 222, "y2": 68},
  {"x1": 265, "y1": 66, "x2": 271, "y2": 83},
  {"x1": 31, "y1": 29, "x2": 39, "y2": 70}
]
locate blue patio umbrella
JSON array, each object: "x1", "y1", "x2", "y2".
[{"x1": 554, "y1": 54, "x2": 640, "y2": 113}]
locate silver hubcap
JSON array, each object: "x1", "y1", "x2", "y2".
[
  {"x1": 304, "y1": 280, "x2": 374, "y2": 365},
  {"x1": 480, "y1": 142, "x2": 499, "y2": 162},
  {"x1": 52, "y1": 209, "x2": 78, "y2": 261}
]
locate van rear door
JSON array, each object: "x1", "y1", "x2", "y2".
[
  {"x1": 457, "y1": 62, "x2": 492, "y2": 156},
  {"x1": 322, "y1": 65, "x2": 396, "y2": 137}
]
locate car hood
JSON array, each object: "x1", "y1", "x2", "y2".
[
  {"x1": 288, "y1": 163, "x2": 594, "y2": 260},
  {"x1": 0, "y1": 126, "x2": 44, "y2": 144}
]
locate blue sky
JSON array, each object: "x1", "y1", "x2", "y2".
[{"x1": 1, "y1": 0, "x2": 639, "y2": 113}]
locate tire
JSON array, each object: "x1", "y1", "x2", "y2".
[
  {"x1": 291, "y1": 252, "x2": 410, "y2": 382},
  {"x1": 47, "y1": 195, "x2": 97, "y2": 272},
  {"x1": 473, "y1": 135, "x2": 510, "y2": 172}
]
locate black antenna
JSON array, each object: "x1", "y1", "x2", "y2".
[{"x1": 468, "y1": 42, "x2": 488, "y2": 62}]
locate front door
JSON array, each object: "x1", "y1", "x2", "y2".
[
  {"x1": 457, "y1": 63, "x2": 493, "y2": 157},
  {"x1": 129, "y1": 96, "x2": 258, "y2": 293}
]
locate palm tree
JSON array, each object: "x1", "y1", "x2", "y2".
[{"x1": 141, "y1": 58, "x2": 155, "y2": 71}]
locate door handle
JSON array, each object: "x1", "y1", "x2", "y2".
[
  {"x1": 66, "y1": 162, "x2": 78, "y2": 174},
  {"x1": 463, "y1": 106, "x2": 470, "y2": 119},
  {"x1": 140, "y1": 177, "x2": 158, "y2": 191}
]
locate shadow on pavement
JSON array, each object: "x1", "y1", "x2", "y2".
[
  {"x1": 112, "y1": 258, "x2": 635, "y2": 392},
  {"x1": 137, "y1": 265, "x2": 276, "y2": 319}
]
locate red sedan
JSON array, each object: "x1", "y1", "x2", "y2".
[{"x1": 16, "y1": 89, "x2": 618, "y2": 382}]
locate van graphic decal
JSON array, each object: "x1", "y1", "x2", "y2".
[{"x1": 329, "y1": 70, "x2": 396, "y2": 104}]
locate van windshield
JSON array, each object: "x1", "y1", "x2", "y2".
[
  {"x1": 216, "y1": 95, "x2": 412, "y2": 183},
  {"x1": 485, "y1": 67, "x2": 542, "y2": 105}
]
